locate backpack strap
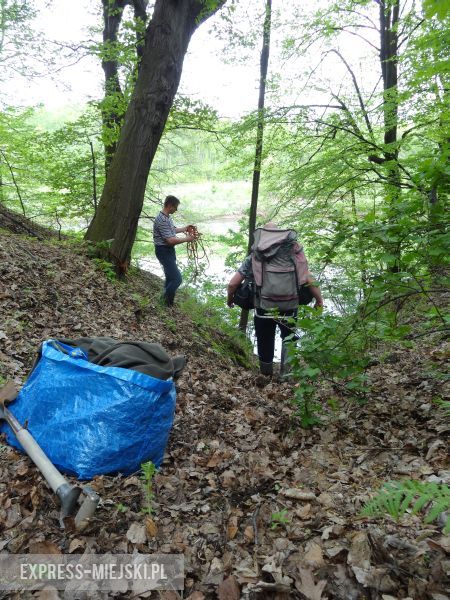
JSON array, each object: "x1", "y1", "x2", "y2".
[{"x1": 293, "y1": 242, "x2": 310, "y2": 286}]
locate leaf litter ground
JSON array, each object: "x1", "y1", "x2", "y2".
[{"x1": 0, "y1": 231, "x2": 448, "y2": 599}]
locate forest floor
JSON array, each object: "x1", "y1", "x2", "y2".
[{"x1": 0, "y1": 229, "x2": 448, "y2": 600}]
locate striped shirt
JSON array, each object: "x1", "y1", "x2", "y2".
[
  {"x1": 238, "y1": 255, "x2": 252, "y2": 277},
  {"x1": 153, "y1": 211, "x2": 177, "y2": 246}
]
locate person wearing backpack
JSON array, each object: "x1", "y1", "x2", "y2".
[{"x1": 227, "y1": 223, "x2": 323, "y2": 377}]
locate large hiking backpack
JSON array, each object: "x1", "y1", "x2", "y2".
[{"x1": 251, "y1": 227, "x2": 310, "y2": 311}]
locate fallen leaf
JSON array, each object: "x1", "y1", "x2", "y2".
[
  {"x1": 68, "y1": 538, "x2": 85, "y2": 553},
  {"x1": 30, "y1": 486, "x2": 41, "y2": 509},
  {"x1": 243, "y1": 407, "x2": 263, "y2": 424},
  {"x1": 282, "y1": 488, "x2": 316, "y2": 501},
  {"x1": 206, "y1": 451, "x2": 223, "y2": 468},
  {"x1": 325, "y1": 543, "x2": 347, "y2": 558},
  {"x1": 0, "y1": 380, "x2": 19, "y2": 404},
  {"x1": 34, "y1": 587, "x2": 61, "y2": 600},
  {"x1": 352, "y1": 566, "x2": 396, "y2": 592},
  {"x1": 218, "y1": 575, "x2": 240, "y2": 600},
  {"x1": 227, "y1": 515, "x2": 238, "y2": 540},
  {"x1": 317, "y1": 492, "x2": 334, "y2": 507},
  {"x1": 348, "y1": 531, "x2": 371, "y2": 569},
  {"x1": 243, "y1": 525, "x2": 254, "y2": 542},
  {"x1": 204, "y1": 557, "x2": 224, "y2": 585},
  {"x1": 126, "y1": 523, "x2": 146, "y2": 544},
  {"x1": 5, "y1": 505, "x2": 21, "y2": 529},
  {"x1": 234, "y1": 557, "x2": 259, "y2": 582},
  {"x1": 304, "y1": 541, "x2": 325, "y2": 568},
  {"x1": 145, "y1": 516, "x2": 158, "y2": 537},
  {"x1": 295, "y1": 568, "x2": 327, "y2": 600},
  {"x1": 16, "y1": 463, "x2": 29, "y2": 476},
  {"x1": 29, "y1": 541, "x2": 62, "y2": 554},
  {"x1": 123, "y1": 476, "x2": 140, "y2": 488},
  {"x1": 295, "y1": 503, "x2": 311, "y2": 519},
  {"x1": 221, "y1": 470, "x2": 236, "y2": 488},
  {"x1": 426, "y1": 536, "x2": 450, "y2": 554}
]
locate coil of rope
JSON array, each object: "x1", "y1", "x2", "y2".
[{"x1": 186, "y1": 225, "x2": 209, "y2": 277}]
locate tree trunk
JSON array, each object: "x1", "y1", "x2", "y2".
[
  {"x1": 429, "y1": 47, "x2": 448, "y2": 225},
  {"x1": 379, "y1": 0, "x2": 399, "y2": 155},
  {"x1": 89, "y1": 140, "x2": 98, "y2": 213},
  {"x1": 101, "y1": 0, "x2": 127, "y2": 172},
  {"x1": 87, "y1": 0, "x2": 225, "y2": 273},
  {"x1": 0, "y1": 149, "x2": 26, "y2": 216},
  {"x1": 239, "y1": 0, "x2": 272, "y2": 332},
  {"x1": 378, "y1": 0, "x2": 401, "y2": 270},
  {"x1": 101, "y1": 0, "x2": 148, "y2": 173}
]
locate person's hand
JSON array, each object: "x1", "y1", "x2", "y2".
[
  {"x1": 187, "y1": 225, "x2": 199, "y2": 238},
  {"x1": 227, "y1": 292, "x2": 235, "y2": 307},
  {"x1": 186, "y1": 234, "x2": 195, "y2": 242}
]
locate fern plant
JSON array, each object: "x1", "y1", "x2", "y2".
[
  {"x1": 140, "y1": 461, "x2": 157, "y2": 515},
  {"x1": 361, "y1": 480, "x2": 450, "y2": 533}
]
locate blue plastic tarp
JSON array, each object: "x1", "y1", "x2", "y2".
[{"x1": 0, "y1": 340, "x2": 177, "y2": 479}]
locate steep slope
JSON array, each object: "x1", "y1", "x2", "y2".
[{"x1": 0, "y1": 230, "x2": 448, "y2": 599}]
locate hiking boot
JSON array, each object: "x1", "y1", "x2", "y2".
[
  {"x1": 158, "y1": 294, "x2": 174, "y2": 308},
  {"x1": 255, "y1": 374, "x2": 271, "y2": 388},
  {"x1": 280, "y1": 344, "x2": 290, "y2": 377},
  {"x1": 259, "y1": 360, "x2": 273, "y2": 376}
]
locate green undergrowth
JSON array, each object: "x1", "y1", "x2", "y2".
[
  {"x1": 361, "y1": 480, "x2": 450, "y2": 533},
  {"x1": 179, "y1": 293, "x2": 253, "y2": 368},
  {"x1": 86, "y1": 250, "x2": 251, "y2": 368},
  {"x1": 125, "y1": 264, "x2": 252, "y2": 367},
  {"x1": 284, "y1": 274, "x2": 448, "y2": 428}
]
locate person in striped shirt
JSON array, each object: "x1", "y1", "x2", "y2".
[{"x1": 153, "y1": 195, "x2": 196, "y2": 307}]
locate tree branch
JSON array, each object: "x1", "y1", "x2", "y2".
[
  {"x1": 315, "y1": 118, "x2": 381, "y2": 153},
  {"x1": 328, "y1": 49, "x2": 374, "y2": 138},
  {"x1": 331, "y1": 26, "x2": 380, "y2": 51}
]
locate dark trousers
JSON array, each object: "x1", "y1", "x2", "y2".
[
  {"x1": 155, "y1": 245, "x2": 182, "y2": 306},
  {"x1": 254, "y1": 310, "x2": 297, "y2": 364}
]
